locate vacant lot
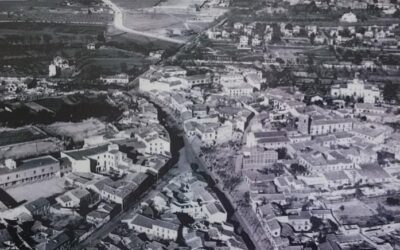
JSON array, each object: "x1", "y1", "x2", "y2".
[
  {"x1": 330, "y1": 199, "x2": 377, "y2": 225},
  {"x1": 44, "y1": 118, "x2": 106, "y2": 142},
  {"x1": 7, "y1": 178, "x2": 66, "y2": 203}
]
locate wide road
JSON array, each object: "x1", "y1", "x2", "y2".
[{"x1": 102, "y1": 0, "x2": 185, "y2": 44}]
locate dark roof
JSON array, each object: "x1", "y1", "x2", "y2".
[
  {"x1": 24, "y1": 197, "x2": 50, "y2": 212},
  {"x1": 43, "y1": 232, "x2": 71, "y2": 250},
  {"x1": 63, "y1": 144, "x2": 109, "y2": 160},
  {"x1": 131, "y1": 214, "x2": 179, "y2": 231},
  {"x1": 19, "y1": 156, "x2": 59, "y2": 170}
]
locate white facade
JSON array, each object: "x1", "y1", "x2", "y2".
[{"x1": 331, "y1": 78, "x2": 380, "y2": 103}]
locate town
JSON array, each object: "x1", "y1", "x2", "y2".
[{"x1": 1, "y1": 0, "x2": 400, "y2": 249}]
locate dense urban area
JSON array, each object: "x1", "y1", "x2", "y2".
[{"x1": 1, "y1": 0, "x2": 400, "y2": 249}]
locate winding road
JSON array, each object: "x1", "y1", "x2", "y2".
[{"x1": 102, "y1": 0, "x2": 185, "y2": 44}]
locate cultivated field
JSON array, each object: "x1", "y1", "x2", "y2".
[{"x1": 0, "y1": 137, "x2": 63, "y2": 160}]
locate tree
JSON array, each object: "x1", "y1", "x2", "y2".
[
  {"x1": 290, "y1": 163, "x2": 308, "y2": 175},
  {"x1": 27, "y1": 78, "x2": 38, "y2": 89},
  {"x1": 309, "y1": 33, "x2": 316, "y2": 45},
  {"x1": 271, "y1": 23, "x2": 282, "y2": 44},
  {"x1": 383, "y1": 82, "x2": 399, "y2": 102},
  {"x1": 310, "y1": 216, "x2": 324, "y2": 231},
  {"x1": 97, "y1": 32, "x2": 106, "y2": 43}
]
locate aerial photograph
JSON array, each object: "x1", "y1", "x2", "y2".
[{"x1": 1, "y1": 0, "x2": 400, "y2": 249}]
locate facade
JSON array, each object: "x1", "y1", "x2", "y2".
[{"x1": 298, "y1": 115, "x2": 353, "y2": 135}]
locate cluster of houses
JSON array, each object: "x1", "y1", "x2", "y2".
[
  {"x1": 120, "y1": 171, "x2": 246, "y2": 249},
  {"x1": 0, "y1": 97, "x2": 172, "y2": 249},
  {"x1": 136, "y1": 58, "x2": 400, "y2": 249}
]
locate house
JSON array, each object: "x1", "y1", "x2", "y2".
[
  {"x1": 266, "y1": 219, "x2": 281, "y2": 237},
  {"x1": 204, "y1": 202, "x2": 227, "y2": 223},
  {"x1": 99, "y1": 180, "x2": 137, "y2": 207},
  {"x1": 298, "y1": 150, "x2": 354, "y2": 173},
  {"x1": 86, "y1": 210, "x2": 109, "y2": 227},
  {"x1": 24, "y1": 197, "x2": 51, "y2": 217},
  {"x1": 244, "y1": 73, "x2": 263, "y2": 90},
  {"x1": 138, "y1": 66, "x2": 188, "y2": 92},
  {"x1": 61, "y1": 144, "x2": 131, "y2": 174},
  {"x1": 192, "y1": 104, "x2": 208, "y2": 118},
  {"x1": 340, "y1": 12, "x2": 357, "y2": 23},
  {"x1": 56, "y1": 188, "x2": 91, "y2": 208},
  {"x1": 351, "y1": 126, "x2": 388, "y2": 144},
  {"x1": 123, "y1": 213, "x2": 179, "y2": 240},
  {"x1": 36, "y1": 231, "x2": 74, "y2": 250},
  {"x1": 354, "y1": 163, "x2": 392, "y2": 184},
  {"x1": 286, "y1": 211, "x2": 312, "y2": 231},
  {"x1": 135, "y1": 130, "x2": 170, "y2": 157}
]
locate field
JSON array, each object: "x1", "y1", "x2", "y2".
[
  {"x1": 0, "y1": 137, "x2": 63, "y2": 160},
  {"x1": 43, "y1": 118, "x2": 106, "y2": 142},
  {"x1": 112, "y1": 0, "x2": 160, "y2": 9},
  {"x1": 0, "y1": 23, "x2": 107, "y2": 76},
  {"x1": 0, "y1": 126, "x2": 47, "y2": 147}
]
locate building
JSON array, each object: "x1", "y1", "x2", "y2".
[
  {"x1": 241, "y1": 147, "x2": 278, "y2": 170},
  {"x1": 246, "y1": 131, "x2": 289, "y2": 149},
  {"x1": 0, "y1": 156, "x2": 60, "y2": 188},
  {"x1": 298, "y1": 114, "x2": 353, "y2": 135},
  {"x1": 123, "y1": 213, "x2": 179, "y2": 240},
  {"x1": 100, "y1": 73, "x2": 129, "y2": 85},
  {"x1": 24, "y1": 197, "x2": 51, "y2": 216},
  {"x1": 135, "y1": 130, "x2": 170, "y2": 157},
  {"x1": 340, "y1": 12, "x2": 357, "y2": 23},
  {"x1": 298, "y1": 150, "x2": 355, "y2": 173},
  {"x1": 56, "y1": 188, "x2": 91, "y2": 208},
  {"x1": 331, "y1": 78, "x2": 380, "y2": 103},
  {"x1": 223, "y1": 83, "x2": 254, "y2": 97},
  {"x1": 138, "y1": 66, "x2": 189, "y2": 92},
  {"x1": 204, "y1": 202, "x2": 228, "y2": 223},
  {"x1": 61, "y1": 144, "x2": 131, "y2": 174}
]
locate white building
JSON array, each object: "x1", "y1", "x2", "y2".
[
  {"x1": 331, "y1": 78, "x2": 380, "y2": 103},
  {"x1": 61, "y1": 144, "x2": 131, "y2": 174},
  {"x1": 123, "y1": 213, "x2": 179, "y2": 240},
  {"x1": 100, "y1": 73, "x2": 129, "y2": 85},
  {"x1": 340, "y1": 12, "x2": 357, "y2": 23}
]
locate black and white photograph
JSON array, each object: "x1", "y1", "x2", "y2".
[{"x1": 1, "y1": 0, "x2": 400, "y2": 249}]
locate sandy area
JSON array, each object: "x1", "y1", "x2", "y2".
[{"x1": 7, "y1": 178, "x2": 66, "y2": 203}]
